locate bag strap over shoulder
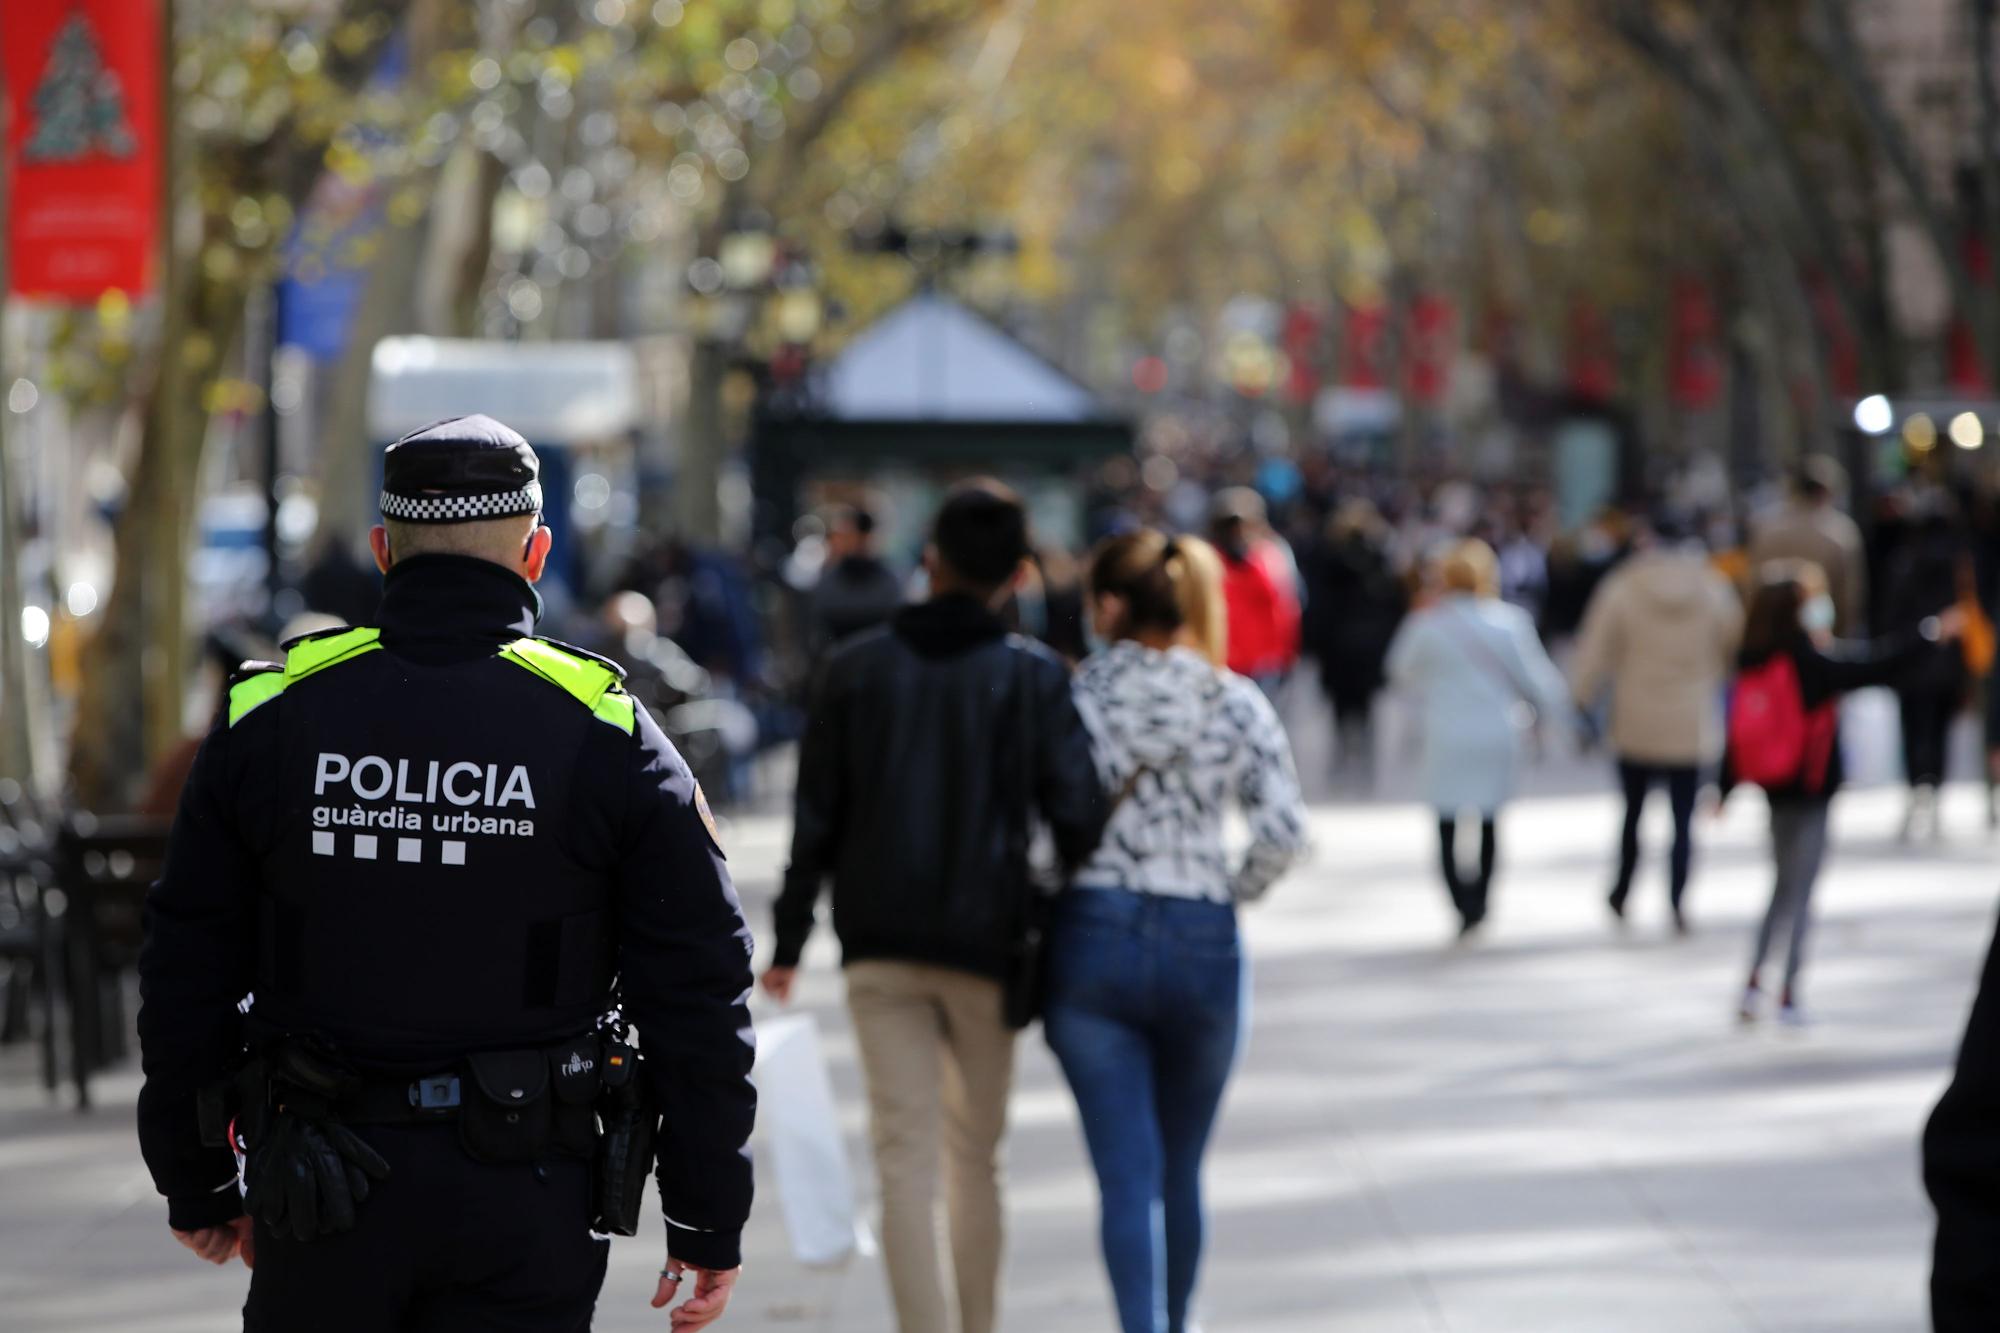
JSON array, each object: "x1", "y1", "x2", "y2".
[{"x1": 1441, "y1": 605, "x2": 1539, "y2": 716}]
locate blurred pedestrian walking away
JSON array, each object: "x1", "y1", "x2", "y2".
[
  {"x1": 1570, "y1": 513, "x2": 1742, "y2": 932},
  {"x1": 1053, "y1": 529, "x2": 1307, "y2": 1333},
  {"x1": 1386, "y1": 540, "x2": 1570, "y2": 937},
  {"x1": 1751, "y1": 457, "x2": 1868, "y2": 636},
  {"x1": 1881, "y1": 511, "x2": 1967, "y2": 840},
  {"x1": 805, "y1": 502, "x2": 906, "y2": 663},
  {"x1": 1304, "y1": 500, "x2": 1406, "y2": 784},
  {"x1": 1722, "y1": 559, "x2": 1960, "y2": 1025},
  {"x1": 1209, "y1": 488, "x2": 1302, "y2": 696},
  {"x1": 765, "y1": 480, "x2": 1107, "y2": 1333}
]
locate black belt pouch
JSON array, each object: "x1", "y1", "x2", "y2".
[
  {"x1": 548, "y1": 1036, "x2": 602, "y2": 1158},
  {"x1": 461, "y1": 1050, "x2": 552, "y2": 1164}
]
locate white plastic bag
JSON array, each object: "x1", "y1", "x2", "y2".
[{"x1": 754, "y1": 1012, "x2": 860, "y2": 1267}]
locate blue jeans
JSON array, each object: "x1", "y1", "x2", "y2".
[{"x1": 1043, "y1": 888, "x2": 1244, "y2": 1333}]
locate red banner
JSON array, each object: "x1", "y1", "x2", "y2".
[
  {"x1": 4, "y1": 1, "x2": 159, "y2": 298},
  {"x1": 1805, "y1": 269, "x2": 1860, "y2": 398},
  {"x1": 1340, "y1": 303, "x2": 1387, "y2": 390},
  {"x1": 1567, "y1": 300, "x2": 1617, "y2": 402},
  {"x1": 1280, "y1": 303, "x2": 1322, "y2": 405},
  {"x1": 1950, "y1": 236, "x2": 1994, "y2": 393},
  {"x1": 1668, "y1": 277, "x2": 1724, "y2": 410},
  {"x1": 1404, "y1": 293, "x2": 1455, "y2": 405}
]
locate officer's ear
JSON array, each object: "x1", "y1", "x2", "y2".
[
  {"x1": 521, "y1": 523, "x2": 554, "y2": 583},
  {"x1": 369, "y1": 525, "x2": 393, "y2": 574}
]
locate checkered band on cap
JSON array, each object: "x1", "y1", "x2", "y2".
[{"x1": 379, "y1": 484, "x2": 542, "y2": 523}]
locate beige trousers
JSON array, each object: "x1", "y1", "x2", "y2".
[{"x1": 845, "y1": 960, "x2": 1017, "y2": 1333}]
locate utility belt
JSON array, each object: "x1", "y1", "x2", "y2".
[
  {"x1": 336, "y1": 1038, "x2": 604, "y2": 1161},
  {"x1": 203, "y1": 1029, "x2": 655, "y2": 1241}
]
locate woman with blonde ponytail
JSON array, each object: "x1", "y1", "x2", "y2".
[{"x1": 1047, "y1": 528, "x2": 1308, "y2": 1333}]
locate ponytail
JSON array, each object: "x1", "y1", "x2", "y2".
[
  {"x1": 1088, "y1": 528, "x2": 1229, "y2": 667},
  {"x1": 1167, "y1": 536, "x2": 1227, "y2": 667}
]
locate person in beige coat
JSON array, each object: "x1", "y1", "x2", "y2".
[
  {"x1": 1750, "y1": 457, "x2": 1867, "y2": 635},
  {"x1": 1571, "y1": 518, "x2": 1744, "y2": 931}
]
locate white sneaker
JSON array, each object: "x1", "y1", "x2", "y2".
[
  {"x1": 1737, "y1": 986, "x2": 1761, "y2": 1024},
  {"x1": 1777, "y1": 1000, "x2": 1808, "y2": 1028}
]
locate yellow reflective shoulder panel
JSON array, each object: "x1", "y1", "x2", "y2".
[
  {"x1": 229, "y1": 628, "x2": 382, "y2": 727},
  {"x1": 284, "y1": 627, "x2": 383, "y2": 682},
  {"x1": 499, "y1": 639, "x2": 635, "y2": 734},
  {"x1": 592, "y1": 691, "x2": 637, "y2": 734},
  {"x1": 227, "y1": 671, "x2": 286, "y2": 726}
]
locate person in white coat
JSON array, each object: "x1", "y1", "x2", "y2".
[{"x1": 1387, "y1": 539, "x2": 1571, "y2": 935}]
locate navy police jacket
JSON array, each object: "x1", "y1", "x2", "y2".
[{"x1": 135, "y1": 554, "x2": 756, "y2": 1270}]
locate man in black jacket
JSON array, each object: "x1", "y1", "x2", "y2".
[
  {"x1": 138, "y1": 416, "x2": 755, "y2": 1331},
  {"x1": 762, "y1": 479, "x2": 1105, "y2": 1333},
  {"x1": 806, "y1": 502, "x2": 906, "y2": 660}
]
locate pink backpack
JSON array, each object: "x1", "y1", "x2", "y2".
[{"x1": 1729, "y1": 655, "x2": 1836, "y2": 789}]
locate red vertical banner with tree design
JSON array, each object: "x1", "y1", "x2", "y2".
[{"x1": 3, "y1": 0, "x2": 160, "y2": 299}]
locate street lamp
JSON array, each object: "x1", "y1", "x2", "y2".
[{"x1": 1853, "y1": 394, "x2": 1894, "y2": 435}]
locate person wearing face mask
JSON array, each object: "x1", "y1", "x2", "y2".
[{"x1": 1721, "y1": 559, "x2": 1962, "y2": 1025}]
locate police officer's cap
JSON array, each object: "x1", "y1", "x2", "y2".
[{"x1": 380, "y1": 415, "x2": 542, "y2": 524}]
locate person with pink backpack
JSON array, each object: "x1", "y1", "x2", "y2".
[{"x1": 1722, "y1": 558, "x2": 1962, "y2": 1024}]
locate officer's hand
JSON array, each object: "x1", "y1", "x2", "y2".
[
  {"x1": 758, "y1": 967, "x2": 796, "y2": 1004},
  {"x1": 172, "y1": 1215, "x2": 254, "y2": 1267},
  {"x1": 652, "y1": 1260, "x2": 740, "y2": 1329}
]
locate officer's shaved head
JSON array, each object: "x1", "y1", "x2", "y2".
[
  {"x1": 371, "y1": 513, "x2": 551, "y2": 585},
  {"x1": 382, "y1": 514, "x2": 538, "y2": 564}
]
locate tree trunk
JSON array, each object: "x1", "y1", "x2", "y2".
[
  {"x1": 677, "y1": 338, "x2": 729, "y2": 545},
  {"x1": 1609, "y1": 3, "x2": 1845, "y2": 449},
  {"x1": 311, "y1": 208, "x2": 434, "y2": 555},
  {"x1": 68, "y1": 0, "x2": 215, "y2": 809},
  {"x1": 0, "y1": 60, "x2": 32, "y2": 792},
  {"x1": 0, "y1": 375, "x2": 51, "y2": 793},
  {"x1": 1972, "y1": 0, "x2": 2000, "y2": 385},
  {"x1": 65, "y1": 0, "x2": 414, "y2": 807},
  {"x1": 309, "y1": 0, "x2": 459, "y2": 555},
  {"x1": 1816, "y1": 0, "x2": 2000, "y2": 380}
]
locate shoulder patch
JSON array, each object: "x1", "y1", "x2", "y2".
[{"x1": 694, "y1": 782, "x2": 724, "y2": 856}]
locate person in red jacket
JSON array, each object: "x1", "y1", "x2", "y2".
[{"x1": 1210, "y1": 488, "x2": 1302, "y2": 694}]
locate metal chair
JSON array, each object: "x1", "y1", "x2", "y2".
[
  {"x1": 0, "y1": 789, "x2": 60, "y2": 1093},
  {"x1": 56, "y1": 812, "x2": 172, "y2": 1108}
]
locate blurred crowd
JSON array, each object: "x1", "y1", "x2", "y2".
[{"x1": 153, "y1": 431, "x2": 2000, "y2": 845}]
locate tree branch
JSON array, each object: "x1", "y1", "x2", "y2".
[{"x1": 1813, "y1": 0, "x2": 1996, "y2": 374}]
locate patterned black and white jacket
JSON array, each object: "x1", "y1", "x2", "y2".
[{"x1": 1071, "y1": 641, "x2": 1308, "y2": 903}]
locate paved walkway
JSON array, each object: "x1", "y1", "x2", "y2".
[{"x1": 2, "y1": 768, "x2": 1994, "y2": 1331}]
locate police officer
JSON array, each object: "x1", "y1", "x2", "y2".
[{"x1": 136, "y1": 415, "x2": 756, "y2": 1331}]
